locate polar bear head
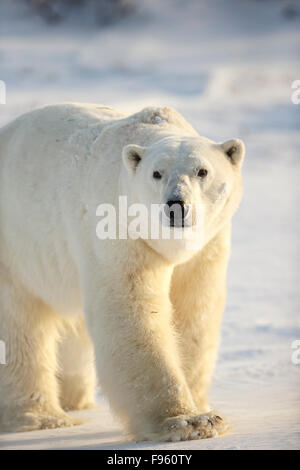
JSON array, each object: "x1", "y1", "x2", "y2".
[{"x1": 122, "y1": 132, "x2": 245, "y2": 264}]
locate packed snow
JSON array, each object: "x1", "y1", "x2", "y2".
[{"x1": 0, "y1": 0, "x2": 299, "y2": 450}]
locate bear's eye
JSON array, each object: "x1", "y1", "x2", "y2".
[
  {"x1": 153, "y1": 171, "x2": 162, "y2": 179},
  {"x1": 197, "y1": 168, "x2": 208, "y2": 178}
]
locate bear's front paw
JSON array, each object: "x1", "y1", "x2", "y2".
[{"x1": 151, "y1": 412, "x2": 229, "y2": 442}]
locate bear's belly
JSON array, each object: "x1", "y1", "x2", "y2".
[{"x1": 0, "y1": 226, "x2": 83, "y2": 317}]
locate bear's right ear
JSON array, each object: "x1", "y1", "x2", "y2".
[{"x1": 122, "y1": 144, "x2": 145, "y2": 174}]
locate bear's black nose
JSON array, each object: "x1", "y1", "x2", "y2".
[
  {"x1": 165, "y1": 199, "x2": 187, "y2": 227},
  {"x1": 166, "y1": 199, "x2": 185, "y2": 209}
]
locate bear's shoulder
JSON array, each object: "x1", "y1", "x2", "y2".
[{"x1": 128, "y1": 106, "x2": 198, "y2": 135}]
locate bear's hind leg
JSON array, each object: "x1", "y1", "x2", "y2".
[
  {"x1": 58, "y1": 315, "x2": 97, "y2": 411},
  {"x1": 0, "y1": 267, "x2": 80, "y2": 432}
]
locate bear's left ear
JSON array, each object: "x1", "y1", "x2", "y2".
[
  {"x1": 221, "y1": 139, "x2": 245, "y2": 166},
  {"x1": 122, "y1": 144, "x2": 145, "y2": 174}
]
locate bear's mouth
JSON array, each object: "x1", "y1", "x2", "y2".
[{"x1": 168, "y1": 219, "x2": 192, "y2": 228}]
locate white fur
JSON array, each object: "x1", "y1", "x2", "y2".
[{"x1": 0, "y1": 103, "x2": 244, "y2": 440}]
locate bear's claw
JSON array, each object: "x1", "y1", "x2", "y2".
[{"x1": 149, "y1": 412, "x2": 229, "y2": 442}]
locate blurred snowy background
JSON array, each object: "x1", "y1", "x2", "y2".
[{"x1": 0, "y1": 0, "x2": 300, "y2": 450}]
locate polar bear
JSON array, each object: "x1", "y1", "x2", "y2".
[{"x1": 0, "y1": 103, "x2": 244, "y2": 441}]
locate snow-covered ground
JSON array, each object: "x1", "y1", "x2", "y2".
[{"x1": 0, "y1": 0, "x2": 300, "y2": 450}]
